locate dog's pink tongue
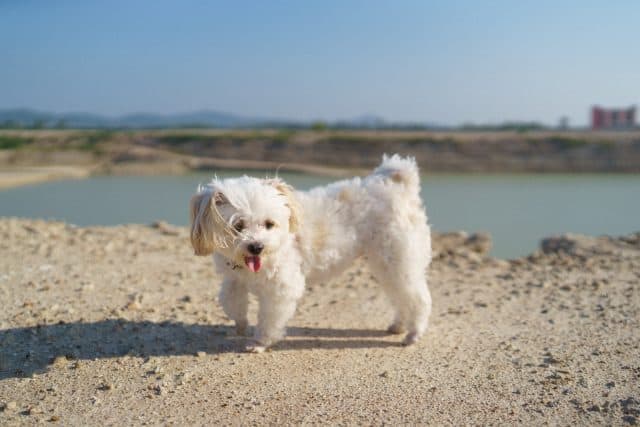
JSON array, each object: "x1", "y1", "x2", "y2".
[{"x1": 245, "y1": 256, "x2": 261, "y2": 273}]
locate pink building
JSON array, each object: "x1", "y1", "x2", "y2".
[{"x1": 591, "y1": 105, "x2": 636, "y2": 130}]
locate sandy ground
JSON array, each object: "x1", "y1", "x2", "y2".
[
  {"x1": 0, "y1": 167, "x2": 91, "y2": 190},
  {"x1": 0, "y1": 219, "x2": 638, "y2": 425}
]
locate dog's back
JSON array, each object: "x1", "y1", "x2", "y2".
[{"x1": 295, "y1": 155, "x2": 430, "y2": 285}]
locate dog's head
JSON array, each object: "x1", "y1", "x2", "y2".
[{"x1": 189, "y1": 176, "x2": 300, "y2": 272}]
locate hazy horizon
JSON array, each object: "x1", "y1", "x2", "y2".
[{"x1": 2, "y1": 1, "x2": 639, "y2": 127}]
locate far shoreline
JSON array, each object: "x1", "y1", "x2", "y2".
[
  {"x1": 0, "y1": 128, "x2": 638, "y2": 184},
  {"x1": 2, "y1": 160, "x2": 640, "y2": 190},
  {"x1": 0, "y1": 161, "x2": 359, "y2": 190},
  {"x1": 2, "y1": 127, "x2": 640, "y2": 188}
]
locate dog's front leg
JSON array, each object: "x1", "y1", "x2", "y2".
[
  {"x1": 246, "y1": 272, "x2": 305, "y2": 353},
  {"x1": 219, "y1": 277, "x2": 249, "y2": 336},
  {"x1": 245, "y1": 295, "x2": 298, "y2": 353}
]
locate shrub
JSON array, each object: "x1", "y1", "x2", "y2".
[
  {"x1": 0, "y1": 135, "x2": 33, "y2": 149},
  {"x1": 310, "y1": 121, "x2": 328, "y2": 131}
]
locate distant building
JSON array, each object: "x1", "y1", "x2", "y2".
[{"x1": 591, "y1": 105, "x2": 636, "y2": 130}]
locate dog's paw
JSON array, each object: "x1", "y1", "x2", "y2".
[
  {"x1": 235, "y1": 321, "x2": 249, "y2": 337},
  {"x1": 402, "y1": 332, "x2": 420, "y2": 346},
  {"x1": 386, "y1": 322, "x2": 405, "y2": 335},
  {"x1": 244, "y1": 341, "x2": 267, "y2": 353}
]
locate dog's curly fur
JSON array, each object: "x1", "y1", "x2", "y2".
[{"x1": 190, "y1": 154, "x2": 432, "y2": 352}]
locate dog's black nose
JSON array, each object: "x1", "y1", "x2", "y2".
[{"x1": 248, "y1": 242, "x2": 264, "y2": 255}]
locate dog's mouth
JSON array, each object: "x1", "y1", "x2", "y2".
[{"x1": 244, "y1": 256, "x2": 262, "y2": 273}]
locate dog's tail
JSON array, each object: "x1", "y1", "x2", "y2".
[{"x1": 373, "y1": 154, "x2": 421, "y2": 192}]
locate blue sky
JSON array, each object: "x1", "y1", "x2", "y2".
[{"x1": 1, "y1": 0, "x2": 638, "y2": 126}]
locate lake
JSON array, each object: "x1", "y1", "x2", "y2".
[{"x1": 1, "y1": 172, "x2": 638, "y2": 258}]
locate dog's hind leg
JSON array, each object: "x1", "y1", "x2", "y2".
[
  {"x1": 219, "y1": 278, "x2": 249, "y2": 336},
  {"x1": 367, "y1": 235, "x2": 432, "y2": 345}
]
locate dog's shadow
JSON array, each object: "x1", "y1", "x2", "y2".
[{"x1": 0, "y1": 319, "x2": 400, "y2": 380}]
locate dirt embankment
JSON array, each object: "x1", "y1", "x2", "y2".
[
  {"x1": 1, "y1": 130, "x2": 640, "y2": 180},
  {"x1": 1, "y1": 219, "x2": 639, "y2": 425}
]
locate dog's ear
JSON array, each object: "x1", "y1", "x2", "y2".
[
  {"x1": 213, "y1": 191, "x2": 229, "y2": 207},
  {"x1": 189, "y1": 192, "x2": 217, "y2": 256},
  {"x1": 265, "y1": 178, "x2": 301, "y2": 233}
]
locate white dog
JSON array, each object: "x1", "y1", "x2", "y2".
[{"x1": 189, "y1": 154, "x2": 432, "y2": 352}]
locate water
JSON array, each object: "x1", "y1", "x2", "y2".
[{"x1": 1, "y1": 172, "x2": 638, "y2": 258}]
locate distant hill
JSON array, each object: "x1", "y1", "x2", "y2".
[
  {"x1": 0, "y1": 108, "x2": 270, "y2": 129},
  {"x1": 0, "y1": 108, "x2": 449, "y2": 130},
  {"x1": 0, "y1": 108, "x2": 582, "y2": 131}
]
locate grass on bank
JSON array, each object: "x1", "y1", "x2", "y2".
[
  {"x1": 156, "y1": 129, "x2": 295, "y2": 146},
  {"x1": 0, "y1": 135, "x2": 33, "y2": 149},
  {"x1": 0, "y1": 129, "x2": 629, "y2": 152},
  {"x1": 0, "y1": 131, "x2": 113, "y2": 154}
]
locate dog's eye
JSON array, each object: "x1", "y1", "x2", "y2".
[
  {"x1": 233, "y1": 220, "x2": 245, "y2": 233},
  {"x1": 265, "y1": 220, "x2": 275, "y2": 230}
]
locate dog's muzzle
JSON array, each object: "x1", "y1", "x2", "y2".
[{"x1": 244, "y1": 241, "x2": 264, "y2": 272}]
